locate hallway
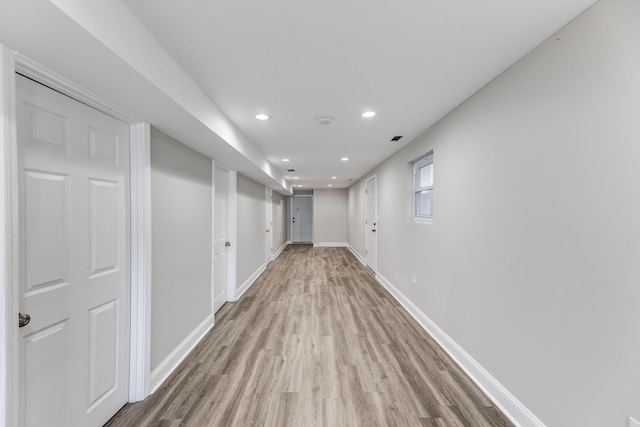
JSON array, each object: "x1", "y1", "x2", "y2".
[{"x1": 106, "y1": 245, "x2": 512, "y2": 426}]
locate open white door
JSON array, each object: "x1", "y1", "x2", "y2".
[
  {"x1": 17, "y1": 75, "x2": 130, "y2": 426},
  {"x1": 365, "y1": 176, "x2": 377, "y2": 272},
  {"x1": 213, "y1": 166, "x2": 228, "y2": 313}
]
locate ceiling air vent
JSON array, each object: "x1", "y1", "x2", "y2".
[
  {"x1": 390, "y1": 135, "x2": 403, "y2": 142},
  {"x1": 287, "y1": 169, "x2": 295, "y2": 172}
]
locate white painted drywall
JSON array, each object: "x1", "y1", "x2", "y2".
[
  {"x1": 149, "y1": 128, "x2": 212, "y2": 372},
  {"x1": 237, "y1": 174, "x2": 267, "y2": 286},
  {"x1": 313, "y1": 189, "x2": 348, "y2": 245},
  {"x1": 272, "y1": 192, "x2": 287, "y2": 254},
  {"x1": 348, "y1": 1, "x2": 640, "y2": 425}
]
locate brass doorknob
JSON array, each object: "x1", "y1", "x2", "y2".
[{"x1": 19, "y1": 313, "x2": 31, "y2": 328}]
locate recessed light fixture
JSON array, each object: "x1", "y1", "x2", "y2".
[
  {"x1": 331, "y1": 176, "x2": 337, "y2": 179},
  {"x1": 293, "y1": 177, "x2": 299, "y2": 180},
  {"x1": 328, "y1": 184, "x2": 333, "y2": 187},
  {"x1": 316, "y1": 116, "x2": 333, "y2": 125},
  {"x1": 255, "y1": 114, "x2": 270, "y2": 120},
  {"x1": 341, "y1": 157, "x2": 349, "y2": 161},
  {"x1": 362, "y1": 111, "x2": 376, "y2": 118},
  {"x1": 282, "y1": 158, "x2": 290, "y2": 162}
]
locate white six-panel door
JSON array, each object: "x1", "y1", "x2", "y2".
[
  {"x1": 213, "y1": 166, "x2": 228, "y2": 313},
  {"x1": 16, "y1": 75, "x2": 130, "y2": 427}
]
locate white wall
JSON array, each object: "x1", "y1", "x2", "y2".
[
  {"x1": 237, "y1": 174, "x2": 267, "y2": 291},
  {"x1": 150, "y1": 128, "x2": 212, "y2": 372},
  {"x1": 272, "y1": 191, "x2": 287, "y2": 254},
  {"x1": 313, "y1": 189, "x2": 348, "y2": 245},
  {"x1": 348, "y1": 1, "x2": 640, "y2": 426}
]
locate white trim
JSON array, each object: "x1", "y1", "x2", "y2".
[
  {"x1": 14, "y1": 54, "x2": 136, "y2": 124},
  {"x1": 211, "y1": 160, "x2": 216, "y2": 319},
  {"x1": 128, "y1": 123, "x2": 152, "y2": 401},
  {"x1": 272, "y1": 241, "x2": 289, "y2": 261},
  {"x1": 374, "y1": 271, "x2": 545, "y2": 427},
  {"x1": 414, "y1": 217, "x2": 434, "y2": 225},
  {"x1": 313, "y1": 242, "x2": 349, "y2": 248},
  {"x1": 347, "y1": 244, "x2": 367, "y2": 267},
  {"x1": 149, "y1": 314, "x2": 214, "y2": 394},
  {"x1": 227, "y1": 171, "x2": 238, "y2": 302},
  {"x1": 235, "y1": 262, "x2": 267, "y2": 301},
  {"x1": 0, "y1": 44, "x2": 19, "y2": 427}
]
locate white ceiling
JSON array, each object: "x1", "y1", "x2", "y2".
[
  {"x1": 1, "y1": 0, "x2": 596, "y2": 192},
  {"x1": 120, "y1": 0, "x2": 596, "y2": 189}
]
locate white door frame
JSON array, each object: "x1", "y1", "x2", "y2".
[
  {"x1": 365, "y1": 174, "x2": 378, "y2": 273},
  {"x1": 0, "y1": 46, "x2": 152, "y2": 427}
]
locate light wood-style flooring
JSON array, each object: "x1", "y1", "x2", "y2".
[{"x1": 106, "y1": 245, "x2": 513, "y2": 426}]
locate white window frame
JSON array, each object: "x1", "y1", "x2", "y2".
[{"x1": 412, "y1": 152, "x2": 434, "y2": 223}]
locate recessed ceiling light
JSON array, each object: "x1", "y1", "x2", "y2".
[
  {"x1": 282, "y1": 158, "x2": 290, "y2": 162},
  {"x1": 255, "y1": 114, "x2": 270, "y2": 120},
  {"x1": 331, "y1": 176, "x2": 337, "y2": 179},
  {"x1": 328, "y1": 184, "x2": 333, "y2": 187},
  {"x1": 293, "y1": 177, "x2": 299, "y2": 180},
  {"x1": 362, "y1": 111, "x2": 376, "y2": 118},
  {"x1": 341, "y1": 157, "x2": 349, "y2": 161},
  {"x1": 316, "y1": 116, "x2": 333, "y2": 125}
]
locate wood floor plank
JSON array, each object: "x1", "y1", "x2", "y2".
[{"x1": 105, "y1": 245, "x2": 514, "y2": 427}]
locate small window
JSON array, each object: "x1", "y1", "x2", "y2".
[{"x1": 413, "y1": 152, "x2": 433, "y2": 220}]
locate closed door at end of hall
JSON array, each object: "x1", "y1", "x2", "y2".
[{"x1": 292, "y1": 196, "x2": 312, "y2": 242}]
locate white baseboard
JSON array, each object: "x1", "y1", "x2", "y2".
[
  {"x1": 272, "y1": 242, "x2": 288, "y2": 261},
  {"x1": 235, "y1": 262, "x2": 267, "y2": 301},
  {"x1": 313, "y1": 242, "x2": 349, "y2": 248},
  {"x1": 347, "y1": 244, "x2": 367, "y2": 266},
  {"x1": 149, "y1": 314, "x2": 214, "y2": 394},
  {"x1": 375, "y1": 272, "x2": 545, "y2": 427}
]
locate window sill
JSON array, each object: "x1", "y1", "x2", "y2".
[{"x1": 414, "y1": 216, "x2": 434, "y2": 224}]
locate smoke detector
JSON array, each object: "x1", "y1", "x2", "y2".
[{"x1": 316, "y1": 116, "x2": 333, "y2": 125}]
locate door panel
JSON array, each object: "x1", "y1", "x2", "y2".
[
  {"x1": 89, "y1": 179, "x2": 119, "y2": 276},
  {"x1": 17, "y1": 75, "x2": 130, "y2": 427},
  {"x1": 88, "y1": 299, "x2": 118, "y2": 409},
  {"x1": 23, "y1": 169, "x2": 68, "y2": 292},
  {"x1": 213, "y1": 166, "x2": 228, "y2": 313},
  {"x1": 23, "y1": 321, "x2": 70, "y2": 427}
]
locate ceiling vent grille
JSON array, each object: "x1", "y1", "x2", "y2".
[
  {"x1": 287, "y1": 169, "x2": 295, "y2": 172},
  {"x1": 390, "y1": 135, "x2": 403, "y2": 142}
]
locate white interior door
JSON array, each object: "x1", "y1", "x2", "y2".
[
  {"x1": 265, "y1": 188, "x2": 272, "y2": 262},
  {"x1": 365, "y1": 176, "x2": 377, "y2": 272},
  {"x1": 292, "y1": 196, "x2": 313, "y2": 242},
  {"x1": 16, "y1": 75, "x2": 130, "y2": 426},
  {"x1": 213, "y1": 166, "x2": 228, "y2": 313}
]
